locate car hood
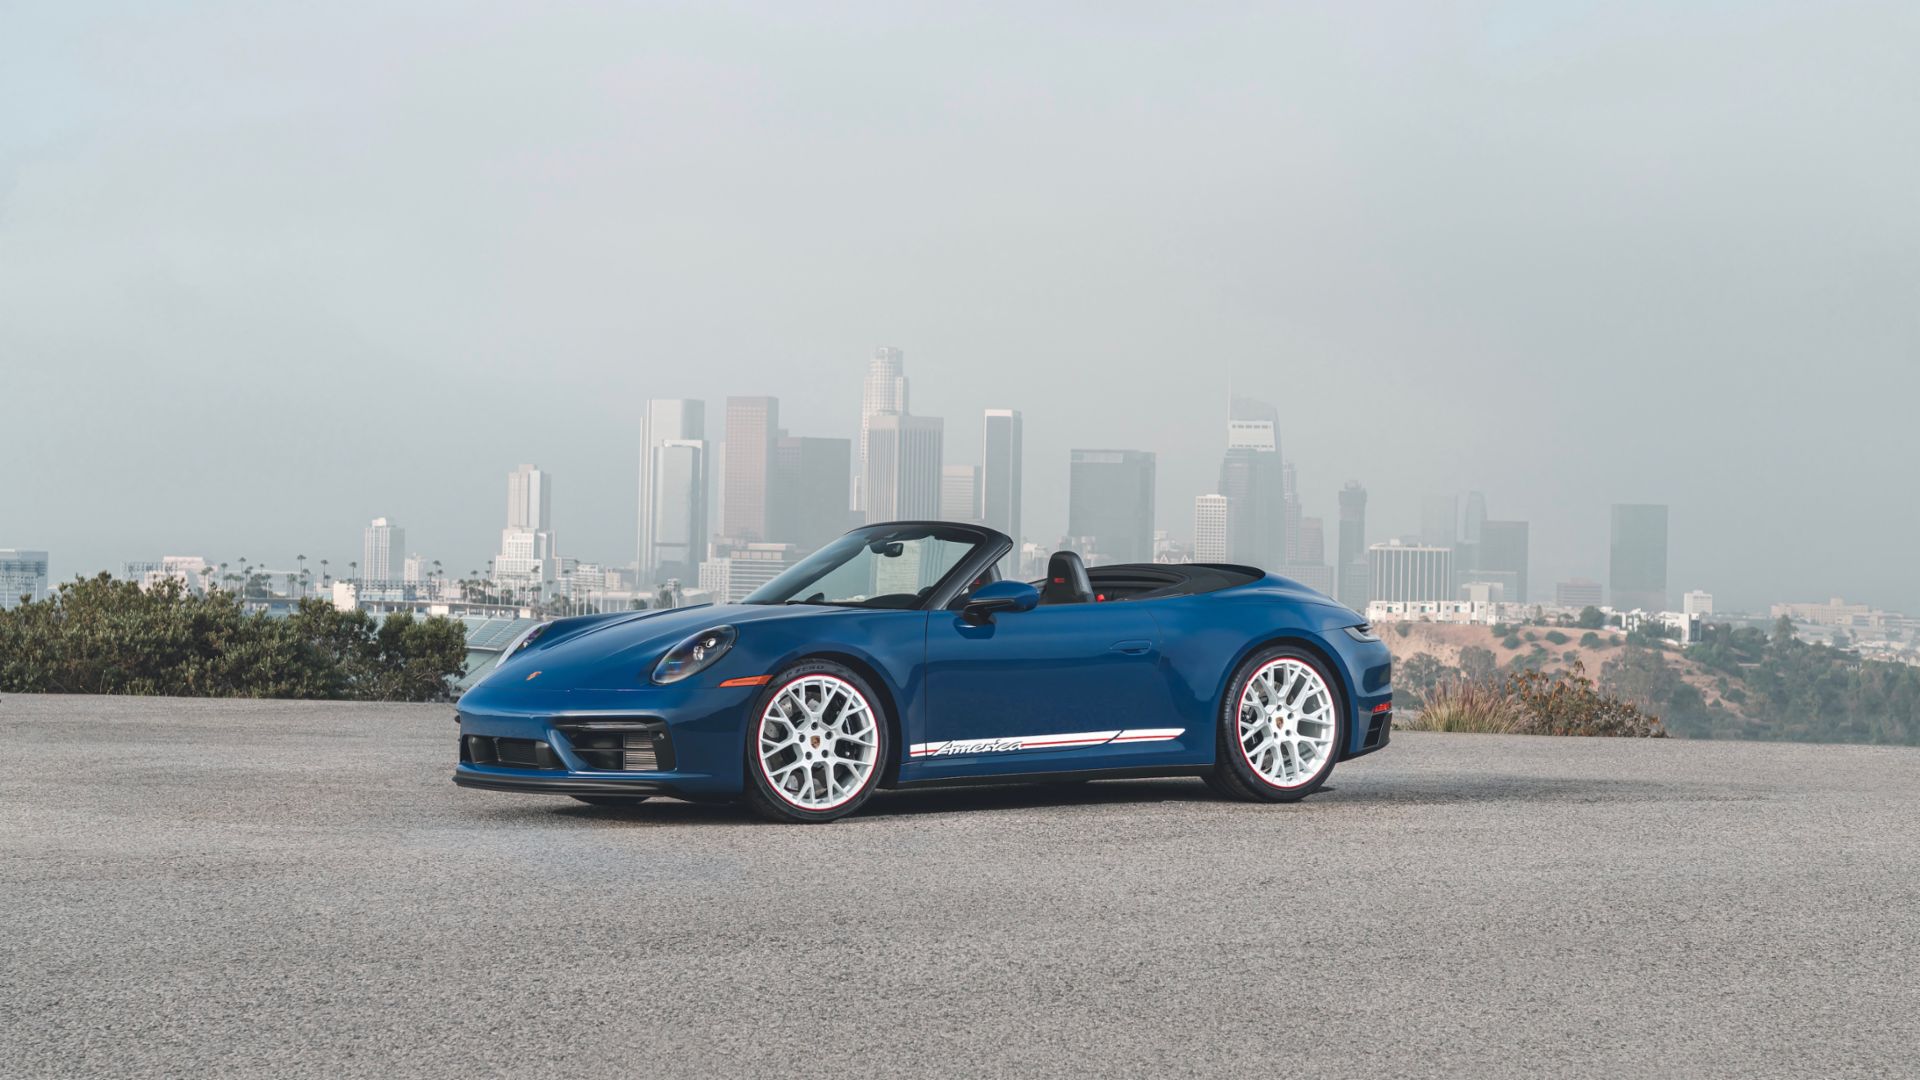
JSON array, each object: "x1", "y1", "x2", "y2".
[{"x1": 483, "y1": 602, "x2": 855, "y2": 691}]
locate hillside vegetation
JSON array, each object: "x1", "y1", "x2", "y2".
[{"x1": 1385, "y1": 614, "x2": 1919, "y2": 745}]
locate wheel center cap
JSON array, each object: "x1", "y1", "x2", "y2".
[{"x1": 809, "y1": 734, "x2": 821, "y2": 749}]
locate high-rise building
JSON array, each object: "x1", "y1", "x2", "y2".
[
  {"x1": 1459, "y1": 490, "x2": 1488, "y2": 573},
  {"x1": 1068, "y1": 449, "x2": 1156, "y2": 564},
  {"x1": 1420, "y1": 495, "x2": 1459, "y2": 550},
  {"x1": 722, "y1": 396, "x2": 779, "y2": 541},
  {"x1": 981, "y1": 408, "x2": 1023, "y2": 575},
  {"x1": 496, "y1": 465, "x2": 558, "y2": 594},
  {"x1": 506, "y1": 464, "x2": 551, "y2": 531},
  {"x1": 698, "y1": 541, "x2": 798, "y2": 604},
  {"x1": 1683, "y1": 590, "x2": 1714, "y2": 617},
  {"x1": 865, "y1": 413, "x2": 943, "y2": 522},
  {"x1": 1193, "y1": 494, "x2": 1230, "y2": 562},
  {"x1": 1336, "y1": 482, "x2": 1368, "y2": 609},
  {"x1": 0, "y1": 549, "x2": 50, "y2": 609},
  {"x1": 1282, "y1": 461, "x2": 1302, "y2": 564},
  {"x1": 638, "y1": 399, "x2": 706, "y2": 582},
  {"x1": 941, "y1": 464, "x2": 981, "y2": 523},
  {"x1": 1368, "y1": 542, "x2": 1455, "y2": 604},
  {"x1": 361, "y1": 518, "x2": 404, "y2": 584},
  {"x1": 1556, "y1": 579, "x2": 1604, "y2": 608},
  {"x1": 1218, "y1": 396, "x2": 1284, "y2": 569},
  {"x1": 771, "y1": 435, "x2": 853, "y2": 552},
  {"x1": 1297, "y1": 516, "x2": 1326, "y2": 565},
  {"x1": 1610, "y1": 504, "x2": 1670, "y2": 612},
  {"x1": 1478, "y1": 520, "x2": 1530, "y2": 603},
  {"x1": 857, "y1": 347, "x2": 908, "y2": 511}
]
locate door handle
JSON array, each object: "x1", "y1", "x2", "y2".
[{"x1": 1110, "y1": 639, "x2": 1153, "y2": 655}]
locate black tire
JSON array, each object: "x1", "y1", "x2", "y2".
[
  {"x1": 569, "y1": 796, "x2": 650, "y2": 808},
  {"x1": 1209, "y1": 644, "x2": 1345, "y2": 803},
  {"x1": 742, "y1": 659, "x2": 890, "y2": 824}
]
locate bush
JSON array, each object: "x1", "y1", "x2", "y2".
[
  {"x1": 1579, "y1": 631, "x2": 1601, "y2": 648},
  {"x1": 1501, "y1": 634, "x2": 1522, "y2": 650},
  {"x1": 1545, "y1": 630, "x2": 1569, "y2": 646},
  {"x1": 1403, "y1": 678, "x2": 1530, "y2": 733},
  {"x1": 0, "y1": 575, "x2": 468, "y2": 701},
  {"x1": 1400, "y1": 661, "x2": 1665, "y2": 738},
  {"x1": 1394, "y1": 622, "x2": 1411, "y2": 637}
]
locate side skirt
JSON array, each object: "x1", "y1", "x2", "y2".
[{"x1": 885, "y1": 765, "x2": 1212, "y2": 790}]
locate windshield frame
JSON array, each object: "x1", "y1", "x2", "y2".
[{"x1": 741, "y1": 521, "x2": 1011, "y2": 611}]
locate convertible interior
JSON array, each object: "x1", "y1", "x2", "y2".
[{"x1": 1004, "y1": 550, "x2": 1262, "y2": 606}]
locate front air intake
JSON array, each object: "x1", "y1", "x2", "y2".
[{"x1": 553, "y1": 718, "x2": 676, "y2": 773}]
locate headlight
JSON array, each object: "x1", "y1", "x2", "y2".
[
  {"x1": 1342, "y1": 624, "x2": 1380, "y2": 643},
  {"x1": 651, "y1": 625, "x2": 737, "y2": 684}
]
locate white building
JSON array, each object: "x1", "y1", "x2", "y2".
[
  {"x1": 496, "y1": 465, "x2": 559, "y2": 596},
  {"x1": 941, "y1": 464, "x2": 981, "y2": 523},
  {"x1": 361, "y1": 518, "x2": 405, "y2": 585},
  {"x1": 1368, "y1": 541, "x2": 1454, "y2": 604},
  {"x1": 864, "y1": 412, "x2": 943, "y2": 523},
  {"x1": 1683, "y1": 590, "x2": 1714, "y2": 617},
  {"x1": 1193, "y1": 494, "x2": 1230, "y2": 562},
  {"x1": 698, "y1": 542, "x2": 797, "y2": 604},
  {"x1": 126, "y1": 555, "x2": 212, "y2": 595},
  {"x1": 638, "y1": 400, "x2": 707, "y2": 585},
  {"x1": 0, "y1": 549, "x2": 51, "y2": 608},
  {"x1": 858, "y1": 347, "x2": 908, "y2": 512}
]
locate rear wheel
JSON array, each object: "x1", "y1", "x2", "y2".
[
  {"x1": 1209, "y1": 646, "x2": 1344, "y2": 802},
  {"x1": 743, "y1": 660, "x2": 888, "y2": 823}
]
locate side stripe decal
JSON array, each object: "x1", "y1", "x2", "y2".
[{"x1": 909, "y1": 728, "x2": 1184, "y2": 758}]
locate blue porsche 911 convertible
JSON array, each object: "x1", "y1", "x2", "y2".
[{"x1": 454, "y1": 521, "x2": 1393, "y2": 822}]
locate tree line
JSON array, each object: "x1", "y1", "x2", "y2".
[{"x1": 0, "y1": 575, "x2": 469, "y2": 701}]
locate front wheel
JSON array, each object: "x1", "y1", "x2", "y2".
[
  {"x1": 1209, "y1": 646, "x2": 1344, "y2": 802},
  {"x1": 743, "y1": 660, "x2": 888, "y2": 823}
]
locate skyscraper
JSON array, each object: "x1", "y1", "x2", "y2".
[
  {"x1": 361, "y1": 518, "x2": 404, "y2": 584},
  {"x1": 858, "y1": 347, "x2": 908, "y2": 511},
  {"x1": 1068, "y1": 449, "x2": 1156, "y2": 564},
  {"x1": 638, "y1": 399, "x2": 706, "y2": 582},
  {"x1": 1218, "y1": 396, "x2": 1284, "y2": 569},
  {"x1": 1298, "y1": 516, "x2": 1326, "y2": 565},
  {"x1": 1337, "y1": 482, "x2": 1368, "y2": 609},
  {"x1": 981, "y1": 408, "x2": 1023, "y2": 575},
  {"x1": 865, "y1": 413, "x2": 943, "y2": 522},
  {"x1": 506, "y1": 463, "x2": 551, "y2": 531},
  {"x1": 1610, "y1": 504, "x2": 1670, "y2": 612},
  {"x1": 1368, "y1": 542, "x2": 1455, "y2": 604},
  {"x1": 722, "y1": 396, "x2": 778, "y2": 541},
  {"x1": 1478, "y1": 519, "x2": 1530, "y2": 602},
  {"x1": 771, "y1": 435, "x2": 853, "y2": 552},
  {"x1": 940, "y1": 464, "x2": 981, "y2": 523},
  {"x1": 1193, "y1": 494, "x2": 1230, "y2": 562}
]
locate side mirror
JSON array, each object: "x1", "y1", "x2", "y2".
[{"x1": 961, "y1": 580, "x2": 1039, "y2": 625}]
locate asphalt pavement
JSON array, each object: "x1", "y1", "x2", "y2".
[{"x1": 2, "y1": 694, "x2": 1916, "y2": 1079}]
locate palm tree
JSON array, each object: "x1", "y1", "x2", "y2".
[
  {"x1": 320, "y1": 558, "x2": 330, "y2": 586},
  {"x1": 348, "y1": 561, "x2": 358, "y2": 584}
]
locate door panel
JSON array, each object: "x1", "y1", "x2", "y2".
[{"x1": 915, "y1": 604, "x2": 1177, "y2": 775}]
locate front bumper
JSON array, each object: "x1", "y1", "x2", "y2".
[{"x1": 451, "y1": 680, "x2": 761, "y2": 799}]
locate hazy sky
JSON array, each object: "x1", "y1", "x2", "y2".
[{"x1": 4, "y1": 1, "x2": 1916, "y2": 613}]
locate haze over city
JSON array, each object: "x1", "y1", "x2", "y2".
[{"x1": 4, "y1": 2, "x2": 1916, "y2": 614}]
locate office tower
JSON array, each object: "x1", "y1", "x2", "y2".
[
  {"x1": 1368, "y1": 542, "x2": 1455, "y2": 604},
  {"x1": 1336, "y1": 482, "x2": 1368, "y2": 609},
  {"x1": 857, "y1": 347, "x2": 908, "y2": 510},
  {"x1": 1556, "y1": 579, "x2": 1604, "y2": 608},
  {"x1": 496, "y1": 465, "x2": 558, "y2": 594},
  {"x1": 1193, "y1": 494, "x2": 1230, "y2": 562},
  {"x1": 647, "y1": 440, "x2": 707, "y2": 582},
  {"x1": 1067, "y1": 450, "x2": 1156, "y2": 564},
  {"x1": 1420, "y1": 495, "x2": 1459, "y2": 550},
  {"x1": 1282, "y1": 460, "x2": 1302, "y2": 564},
  {"x1": 1459, "y1": 490, "x2": 1487, "y2": 572},
  {"x1": 941, "y1": 464, "x2": 981, "y2": 523},
  {"x1": 403, "y1": 554, "x2": 426, "y2": 585},
  {"x1": 771, "y1": 435, "x2": 854, "y2": 552},
  {"x1": 638, "y1": 399, "x2": 706, "y2": 581},
  {"x1": 865, "y1": 413, "x2": 943, "y2": 522},
  {"x1": 1478, "y1": 520, "x2": 1530, "y2": 603},
  {"x1": 1683, "y1": 590, "x2": 1714, "y2": 617},
  {"x1": 1217, "y1": 396, "x2": 1284, "y2": 569},
  {"x1": 723, "y1": 396, "x2": 779, "y2": 541},
  {"x1": 0, "y1": 549, "x2": 49, "y2": 609},
  {"x1": 1610, "y1": 504, "x2": 1670, "y2": 612},
  {"x1": 1298, "y1": 517, "x2": 1326, "y2": 565},
  {"x1": 981, "y1": 408, "x2": 1023, "y2": 573},
  {"x1": 506, "y1": 463, "x2": 551, "y2": 531},
  {"x1": 698, "y1": 541, "x2": 799, "y2": 604},
  {"x1": 361, "y1": 518, "x2": 404, "y2": 584}
]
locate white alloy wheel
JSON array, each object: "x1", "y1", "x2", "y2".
[
  {"x1": 1235, "y1": 657, "x2": 1338, "y2": 789},
  {"x1": 756, "y1": 674, "x2": 880, "y2": 811}
]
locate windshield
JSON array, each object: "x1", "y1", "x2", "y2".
[{"x1": 743, "y1": 524, "x2": 991, "y2": 608}]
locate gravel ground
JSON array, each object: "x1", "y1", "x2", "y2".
[{"x1": 2, "y1": 694, "x2": 1916, "y2": 1079}]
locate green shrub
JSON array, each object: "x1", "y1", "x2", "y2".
[
  {"x1": 1401, "y1": 661, "x2": 1665, "y2": 738},
  {"x1": 1579, "y1": 631, "x2": 1601, "y2": 648},
  {"x1": 1502, "y1": 634, "x2": 1522, "y2": 650},
  {"x1": 1402, "y1": 678, "x2": 1529, "y2": 733},
  {"x1": 1545, "y1": 630, "x2": 1569, "y2": 646}
]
